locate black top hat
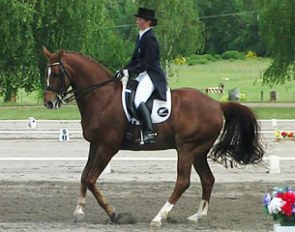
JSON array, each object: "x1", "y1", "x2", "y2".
[{"x1": 134, "y1": 7, "x2": 157, "y2": 26}]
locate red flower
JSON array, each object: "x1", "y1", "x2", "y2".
[
  {"x1": 281, "y1": 201, "x2": 293, "y2": 216},
  {"x1": 281, "y1": 131, "x2": 288, "y2": 137},
  {"x1": 277, "y1": 192, "x2": 295, "y2": 216}
]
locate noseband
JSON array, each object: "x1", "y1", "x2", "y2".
[{"x1": 45, "y1": 59, "x2": 116, "y2": 104}]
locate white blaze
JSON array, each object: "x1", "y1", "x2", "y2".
[{"x1": 47, "y1": 67, "x2": 51, "y2": 86}]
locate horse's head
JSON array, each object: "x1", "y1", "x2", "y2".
[{"x1": 43, "y1": 47, "x2": 71, "y2": 109}]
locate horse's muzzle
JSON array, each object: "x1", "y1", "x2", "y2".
[{"x1": 44, "y1": 98, "x2": 61, "y2": 109}]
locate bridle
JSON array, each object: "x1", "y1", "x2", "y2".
[
  {"x1": 46, "y1": 59, "x2": 69, "y2": 104},
  {"x1": 45, "y1": 59, "x2": 117, "y2": 104}
]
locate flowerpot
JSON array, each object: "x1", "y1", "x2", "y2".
[{"x1": 273, "y1": 224, "x2": 295, "y2": 232}]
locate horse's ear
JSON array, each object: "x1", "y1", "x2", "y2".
[
  {"x1": 43, "y1": 46, "x2": 51, "y2": 59},
  {"x1": 58, "y1": 49, "x2": 65, "y2": 59}
]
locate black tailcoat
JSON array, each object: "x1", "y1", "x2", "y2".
[{"x1": 125, "y1": 29, "x2": 167, "y2": 100}]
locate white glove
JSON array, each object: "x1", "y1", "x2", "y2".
[{"x1": 114, "y1": 69, "x2": 129, "y2": 79}]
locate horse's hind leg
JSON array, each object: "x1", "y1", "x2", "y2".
[
  {"x1": 187, "y1": 151, "x2": 215, "y2": 223},
  {"x1": 150, "y1": 151, "x2": 193, "y2": 227}
]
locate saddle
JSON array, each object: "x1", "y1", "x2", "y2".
[{"x1": 121, "y1": 79, "x2": 171, "y2": 142}]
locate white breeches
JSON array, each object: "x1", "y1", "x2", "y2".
[{"x1": 134, "y1": 71, "x2": 155, "y2": 108}]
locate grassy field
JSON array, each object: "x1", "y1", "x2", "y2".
[
  {"x1": 0, "y1": 58, "x2": 294, "y2": 120},
  {"x1": 170, "y1": 58, "x2": 295, "y2": 102},
  {"x1": 0, "y1": 103, "x2": 294, "y2": 120}
]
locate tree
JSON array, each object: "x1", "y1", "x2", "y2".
[
  {"x1": 198, "y1": 0, "x2": 264, "y2": 55},
  {"x1": 0, "y1": 0, "x2": 205, "y2": 102},
  {"x1": 0, "y1": 0, "x2": 37, "y2": 102},
  {"x1": 134, "y1": 0, "x2": 203, "y2": 60},
  {"x1": 81, "y1": 0, "x2": 136, "y2": 72},
  {"x1": 257, "y1": 0, "x2": 295, "y2": 84},
  {"x1": 32, "y1": 0, "x2": 108, "y2": 86}
]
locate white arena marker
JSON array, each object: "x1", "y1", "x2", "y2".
[
  {"x1": 271, "y1": 119, "x2": 278, "y2": 128},
  {"x1": 269, "y1": 155, "x2": 281, "y2": 174},
  {"x1": 59, "y1": 129, "x2": 70, "y2": 141},
  {"x1": 28, "y1": 117, "x2": 37, "y2": 128}
]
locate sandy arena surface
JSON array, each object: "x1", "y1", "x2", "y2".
[{"x1": 0, "y1": 120, "x2": 294, "y2": 232}]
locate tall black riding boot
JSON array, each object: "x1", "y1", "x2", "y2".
[{"x1": 137, "y1": 102, "x2": 157, "y2": 144}]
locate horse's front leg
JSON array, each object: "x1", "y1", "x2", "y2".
[
  {"x1": 73, "y1": 182, "x2": 87, "y2": 221},
  {"x1": 73, "y1": 143, "x2": 96, "y2": 221},
  {"x1": 73, "y1": 143, "x2": 117, "y2": 222}
]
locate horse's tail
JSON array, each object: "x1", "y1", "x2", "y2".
[{"x1": 210, "y1": 102, "x2": 264, "y2": 166}]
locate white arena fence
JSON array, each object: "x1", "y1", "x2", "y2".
[
  {"x1": 0, "y1": 120, "x2": 294, "y2": 164},
  {"x1": 0, "y1": 119, "x2": 294, "y2": 140}
]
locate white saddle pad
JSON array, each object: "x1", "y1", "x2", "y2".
[{"x1": 122, "y1": 87, "x2": 172, "y2": 124}]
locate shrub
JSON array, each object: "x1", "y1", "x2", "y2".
[
  {"x1": 187, "y1": 59, "x2": 198, "y2": 66},
  {"x1": 195, "y1": 58, "x2": 209, "y2": 64},
  {"x1": 187, "y1": 58, "x2": 208, "y2": 65},
  {"x1": 174, "y1": 56, "x2": 186, "y2": 65},
  {"x1": 186, "y1": 54, "x2": 215, "y2": 65},
  {"x1": 213, "y1": 54, "x2": 222, "y2": 60},
  {"x1": 240, "y1": 93, "x2": 247, "y2": 102},
  {"x1": 221, "y1": 50, "x2": 245, "y2": 60},
  {"x1": 246, "y1": 50, "x2": 257, "y2": 58},
  {"x1": 202, "y1": 54, "x2": 216, "y2": 61}
]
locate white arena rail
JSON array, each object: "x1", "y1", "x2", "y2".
[{"x1": 1, "y1": 119, "x2": 294, "y2": 139}]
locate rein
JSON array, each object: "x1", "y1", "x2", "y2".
[
  {"x1": 64, "y1": 79, "x2": 116, "y2": 103},
  {"x1": 46, "y1": 59, "x2": 117, "y2": 104}
]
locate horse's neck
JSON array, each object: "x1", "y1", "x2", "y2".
[
  {"x1": 66, "y1": 55, "x2": 118, "y2": 116},
  {"x1": 68, "y1": 57, "x2": 112, "y2": 89}
]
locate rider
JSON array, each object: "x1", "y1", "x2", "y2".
[{"x1": 115, "y1": 7, "x2": 167, "y2": 144}]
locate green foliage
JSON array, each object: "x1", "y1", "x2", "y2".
[
  {"x1": 135, "y1": 0, "x2": 204, "y2": 60},
  {"x1": 0, "y1": 0, "x2": 205, "y2": 102},
  {"x1": 202, "y1": 54, "x2": 215, "y2": 61},
  {"x1": 257, "y1": 0, "x2": 295, "y2": 85},
  {"x1": 0, "y1": 0, "x2": 293, "y2": 101},
  {"x1": 198, "y1": 0, "x2": 265, "y2": 55},
  {"x1": 222, "y1": 50, "x2": 245, "y2": 60},
  {"x1": 187, "y1": 54, "x2": 216, "y2": 65},
  {"x1": 187, "y1": 58, "x2": 208, "y2": 65},
  {"x1": 78, "y1": 1, "x2": 135, "y2": 72},
  {"x1": 214, "y1": 54, "x2": 222, "y2": 60},
  {"x1": 0, "y1": 0, "x2": 38, "y2": 101}
]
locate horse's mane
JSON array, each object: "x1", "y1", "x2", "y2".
[{"x1": 65, "y1": 51, "x2": 112, "y2": 74}]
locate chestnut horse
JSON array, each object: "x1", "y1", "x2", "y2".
[{"x1": 43, "y1": 48, "x2": 264, "y2": 227}]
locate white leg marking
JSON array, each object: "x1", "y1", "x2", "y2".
[
  {"x1": 73, "y1": 198, "x2": 86, "y2": 222},
  {"x1": 150, "y1": 201, "x2": 174, "y2": 227},
  {"x1": 187, "y1": 199, "x2": 209, "y2": 223}
]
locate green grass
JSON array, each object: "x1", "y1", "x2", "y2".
[
  {"x1": 252, "y1": 108, "x2": 295, "y2": 119},
  {"x1": 170, "y1": 58, "x2": 295, "y2": 102},
  {"x1": 0, "y1": 105, "x2": 294, "y2": 120},
  {"x1": 0, "y1": 89, "x2": 43, "y2": 106},
  {"x1": 0, "y1": 105, "x2": 80, "y2": 120}
]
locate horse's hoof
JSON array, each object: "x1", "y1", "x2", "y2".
[
  {"x1": 110, "y1": 209, "x2": 120, "y2": 223},
  {"x1": 73, "y1": 211, "x2": 85, "y2": 222},
  {"x1": 150, "y1": 220, "x2": 162, "y2": 227},
  {"x1": 187, "y1": 213, "x2": 199, "y2": 223}
]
